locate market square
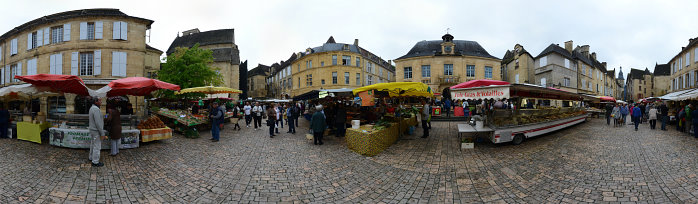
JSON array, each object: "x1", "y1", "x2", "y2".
[{"x1": 1, "y1": 0, "x2": 698, "y2": 203}]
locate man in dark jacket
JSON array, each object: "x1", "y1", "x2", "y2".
[
  {"x1": 334, "y1": 104, "x2": 347, "y2": 137},
  {"x1": 287, "y1": 104, "x2": 299, "y2": 134},
  {"x1": 0, "y1": 106, "x2": 10, "y2": 138},
  {"x1": 660, "y1": 102, "x2": 669, "y2": 131},
  {"x1": 310, "y1": 105, "x2": 327, "y2": 145},
  {"x1": 209, "y1": 102, "x2": 223, "y2": 142},
  {"x1": 693, "y1": 106, "x2": 698, "y2": 138},
  {"x1": 605, "y1": 103, "x2": 613, "y2": 125},
  {"x1": 632, "y1": 104, "x2": 642, "y2": 131}
]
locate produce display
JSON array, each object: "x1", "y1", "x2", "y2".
[
  {"x1": 137, "y1": 116, "x2": 167, "y2": 129},
  {"x1": 492, "y1": 108, "x2": 587, "y2": 127},
  {"x1": 156, "y1": 109, "x2": 207, "y2": 126}
]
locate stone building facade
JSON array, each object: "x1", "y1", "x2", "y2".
[
  {"x1": 394, "y1": 34, "x2": 501, "y2": 96},
  {"x1": 653, "y1": 63, "x2": 671, "y2": 97},
  {"x1": 0, "y1": 8, "x2": 161, "y2": 114},
  {"x1": 265, "y1": 36, "x2": 393, "y2": 99},
  {"x1": 166, "y1": 28, "x2": 242, "y2": 99},
  {"x1": 626, "y1": 68, "x2": 654, "y2": 101},
  {"x1": 501, "y1": 44, "x2": 535, "y2": 84},
  {"x1": 247, "y1": 64, "x2": 269, "y2": 99},
  {"x1": 668, "y1": 37, "x2": 698, "y2": 93}
]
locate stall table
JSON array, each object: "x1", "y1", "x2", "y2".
[
  {"x1": 140, "y1": 127, "x2": 173, "y2": 142},
  {"x1": 17, "y1": 122, "x2": 52, "y2": 144}
]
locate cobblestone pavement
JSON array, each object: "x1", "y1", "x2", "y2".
[{"x1": 1, "y1": 118, "x2": 698, "y2": 203}]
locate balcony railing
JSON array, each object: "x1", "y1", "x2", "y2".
[{"x1": 439, "y1": 76, "x2": 460, "y2": 84}]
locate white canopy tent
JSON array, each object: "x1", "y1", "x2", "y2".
[{"x1": 658, "y1": 89, "x2": 696, "y2": 101}]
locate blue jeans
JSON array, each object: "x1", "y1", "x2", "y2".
[
  {"x1": 661, "y1": 116, "x2": 667, "y2": 130},
  {"x1": 211, "y1": 122, "x2": 220, "y2": 141},
  {"x1": 110, "y1": 139, "x2": 121, "y2": 155},
  {"x1": 633, "y1": 116, "x2": 640, "y2": 130}
]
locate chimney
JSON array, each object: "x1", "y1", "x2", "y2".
[
  {"x1": 388, "y1": 60, "x2": 392, "y2": 65},
  {"x1": 354, "y1": 39, "x2": 359, "y2": 46},
  {"x1": 602, "y1": 62, "x2": 607, "y2": 68},
  {"x1": 564, "y1": 40, "x2": 573, "y2": 53},
  {"x1": 591, "y1": 52, "x2": 597, "y2": 60},
  {"x1": 580, "y1": 45, "x2": 590, "y2": 56}
]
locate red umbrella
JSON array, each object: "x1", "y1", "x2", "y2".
[
  {"x1": 450, "y1": 79, "x2": 510, "y2": 89},
  {"x1": 599, "y1": 96, "x2": 616, "y2": 102},
  {"x1": 15, "y1": 74, "x2": 90, "y2": 95},
  {"x1": 104, "y1": 77, "x2": 180, "y2": 97}
]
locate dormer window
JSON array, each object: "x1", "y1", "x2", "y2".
[{"x1": 343, "y1": 44, "x2": 350, "y2": 51}]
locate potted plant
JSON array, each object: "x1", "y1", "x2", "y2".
[{"x1": 461, "y1": 137, "x2": 474, "y2": 149}]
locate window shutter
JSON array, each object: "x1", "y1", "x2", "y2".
[
  {"x1": 80, "y1": 22, "x2": 87, "y2": 40},
  {"x1": 120, "y1": 22, "x2": 128, "y2": 40},
  {"x1": 71, "y1": 52, "x2": 78, "y2": 75},
  {"x1": 112, "y1": 22, "x2": 120, "y2": 39},
  {"x1": 112, "y1": 51, "x2": 119, "y2": 76},
  {"x1": 121, "y1": 52, "x2": 128, "y2": 76},
  {"x1": 95, "y1": 21, "x2": 103, "y2": 39},
  {"x1": 27, "y1": 33, "x2": 32, "y2": 50},
  {"x1": 37, "y1": 29, "x2": 43, "y2": 47},
  {"x1": 30, "y1": 59, "x2": 38, "y2": 75},
  {"x1": 0, "y1": 46, "x2": 2, "y2": 61},
  {"x1": 43, "y1": 28, "x2": 49, "y2": 45},
  {"x1": 11, "y1": 38, "x2": 17, "y2": 55},
  {"x1": 94, "y1": 50, "x2": 101, "y2": 75},
  {"x1": 49, "y1": 54, "x2": 56, "y2": 74},
  {"x1": 4, "y1": 65, "x2": 8, "y2": 83},
  {"x1": 17, "y1": 62, "x2": 22, "y2": 77},
  {"x1": 0, "y1": 68, "x2": 3, "y2": 84},
  {"x1": 63, "y1": 23, "x2": 71, "y2": 41},
  {"x1": 56, "y1": 53, "x2": 63, "y2": 75}
]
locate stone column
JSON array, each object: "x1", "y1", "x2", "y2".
[{"x1": 64, "y1": 93, "x2": 76, "y2": 114}]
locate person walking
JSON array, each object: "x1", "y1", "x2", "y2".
[
  {"x1": 620, "y1": 104, "x2": 629, "y2": 126},
  {"x1": 611, "y1": 104, "x2": 621, "y2": 127},
  {"x1": 232, "y1": 105, "x2": 242, "y2": 131},
  {"x1": 605, "y1": 103, "x2": 613, "y2": 126},
  {"x1": 693, "y1": 106, "x2": 698, "y2": 138},
  {"x1": 209, "y1": 102, "x2": 223, "y2": 142},
  {"x1": 266, "y1": 105, "x2": 277, "y2": 138},
  {"x1": 243, "y1": 102, "x2": 252, "y2": 127},
  {"x1": 106, "y1": 104, "x2": 122, "y2": 156},
  {"x1": 648, "y1": 105, "x2": 658, "y2": 130},
  {"x1": 275, "y1": 104, "x2": 282, "y2": 134},
  {"x1": 660, "y1": 102, "x2": 669, "y2": 131},
  {"x1": 88, "y1": 98, "x2": 107, "y2": 167},
  {"x1": 0, "y1": 106, "x2": 9, "y2": 139},
  {"x1": 310, "y1": 105, "x2": 327, "y2": 145},
  {"x1": 287, "y1": 104, "x2": 299, "y2": 134},
  {"x1": 444, "y1": 98, "x2": 452, "y2": 117},
  {"x1": 334, "y1": 103, "x2": 347, "y2": 137},
  {"x1": 683, "y1": 103, "x2": 693, "y2": 133},
  {"x1": 252, "y1": 102, "x2": 263, "y2": 130},
  {"x1": 632, "y1": 104, "x2": 642, "y2": 131},
  {"x1": 678, "y1": 107, "x2": 685, "y2": 132},
  {"x1": 421, "y1": 100, "x2": 431, "y2": 138}
]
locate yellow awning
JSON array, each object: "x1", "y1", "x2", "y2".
[
  {"x1": 175, "y1": 86, "x2": 242, "y2": 95},
  {"x1": 352, "y1": 82, "x2": 433, "y2": 97}
]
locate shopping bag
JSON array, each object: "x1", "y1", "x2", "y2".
[{"x1": 306, "y1": 129, "x2": 313, "y2": 140}]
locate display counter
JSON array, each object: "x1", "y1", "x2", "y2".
[
  {"x1": 140, "y1": 128, "x2": 173, "y2": 142},
  {"x1": 491, "y1": 107, "x2": 587, "y2": 127},
  {"x1": 48, "y1": 128, "x2": 140, "y2": 149},
  {"x1": 16, "y1": 122, "x2": 52, "y2": 144}
]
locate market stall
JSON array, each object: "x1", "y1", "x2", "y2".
[
  {"x1": 345, "y1": 82, "x2": 432, "y2": 156},
  {"x1": 162, "y1": 86, "x2": 241, "y2": 137},
  {"x1": 92, "y1": 77, "x2": 180, "y2": 142},
  {"x1": 450, "y1": 81, "x2": 589, "y2": 145},
  {"x1": 0, "y1": 84, "x2": 60, "y2": 143}
]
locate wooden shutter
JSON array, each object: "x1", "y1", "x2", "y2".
[
  {"x1": 0, "y1": 46, "x2": 2, "y2": 61},
  {"x1": 37, "y1": 29, "x2": 43, "y2": 47},
  {"x1": 27, "y1": 33, "x2": 32, "y2": 50},
  {"x1": 95, "y1": 21, "x2": 103, "y2": 39},
  {"x1": 63, "y1": 23, "x2": 71, "y2": 41},
  {"x1": 80, "y1": 22, "x2": 87, "y2": 40},
  {"x1": 17, "y1": 62, "x2": 22, "y2": 77},
  {"x1": 112, "y1": 51, "x2": 120, "y2": 76},
  {"x1": 11, "y1": 38, "x2": 17, "y2": 55},
  {"x1": 112, "y1": 21, "x2": 120, "y2": 39},
  {"x1": 49, "y1": 54, "x2": 56, "y2": 74},
  {"x1": 71, "y1": 52, "x2": 78, "y2": 75},
  {"x1": 56, "y1": 53, "x2": 63, "y2": 75},
  {"x1": 120, "y1": 52, "x2": 127, "y2": 76},
  {"x1": 28, "y1": 58, "x2": 37, "y2": 75},
  {"x1": 120, "y1": 22, "x2": 128, "y2": 40},
  {"x1": 0, "y1": 68, "x2": 3, "y2": 84},
  {"x1": 94, "y1": 50, "x2": 101, "y2": 75},
  {"x1": 43, "y1": 28, "x2": 49, "y2": 45}
]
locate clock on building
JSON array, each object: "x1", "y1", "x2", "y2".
[{"x1": 445, "y1": 46, "x2": 452, "y2": 53}]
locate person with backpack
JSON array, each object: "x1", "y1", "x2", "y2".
[{"x1": 686, "y1": 104, "x2": 693, "y2": 134}]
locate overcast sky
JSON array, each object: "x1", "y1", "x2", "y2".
[{"x1": 3, "y1": 0, "x2": 697, "y2": 77}]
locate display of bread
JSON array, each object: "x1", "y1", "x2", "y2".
[{"x1": 138, "y1": 116, "x2": 167, "y2": 129}]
